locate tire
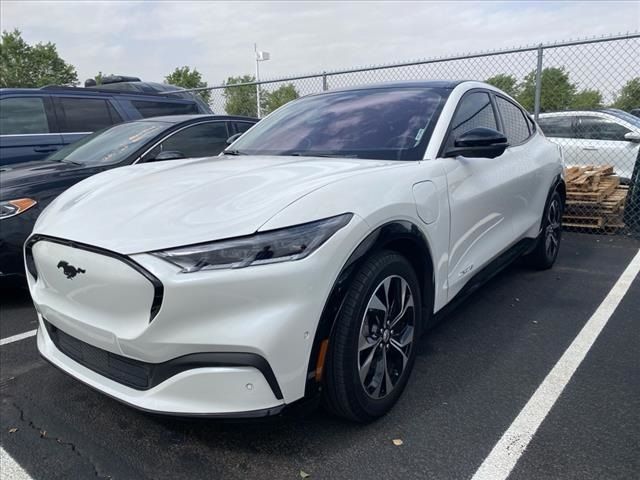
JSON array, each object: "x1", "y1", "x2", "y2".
[
  {"x1": 323, "y1": 251, "x2": 422, "y2": 422},
  {"x1": 523, "y1": 190, "x2": 564, "y2": 270}
]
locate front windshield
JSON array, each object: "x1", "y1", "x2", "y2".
[
  {"x1": 47, "y1": 121, "x2": 166, "y2": 166},
  {"x1": 230, "y1": 87, "x2": 448, "y2": 160}
]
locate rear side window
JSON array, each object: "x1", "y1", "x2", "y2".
[
  {"x1": 234, "y1": 122, "x2": 254, "y2": 134},
  {"x1": 448, "y1": 92, "x2": 498, "y2": 147},
  {"x1": 148, "y1": 121, "x2": 230, "y2": 159},
  {"x1": 58, "y1": 97, "x2": 122, "y2": 132},
  {"x1": 538, "y1": 116, "x2": 574, "y2": 138},
  {"x1": 131, "y1": 101, "x2": 198, "y2": 118},
  {"x1": 574, "y1": 116, "x2": 630, "y2": 141},
  {"x1": 495, "y1": 96, "x2": 531, "y2": 145},
  {"x1": 0, "y1": 97, "x2": 50, "y2": 134}
]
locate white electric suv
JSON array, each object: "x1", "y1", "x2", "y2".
[{"x1": 27, "y1": 81, "x2": 565, "y2": 422}]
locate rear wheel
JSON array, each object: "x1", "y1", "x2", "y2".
[
  {"x1": 524, "y1": 190, "x2": 563, "y2": 270},
  {"x1": 323, "y1": 251, "x2": 422, "y2": 422}
]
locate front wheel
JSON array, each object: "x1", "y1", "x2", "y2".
[
  {"x1": 323, "y1": 251, "x2": 422, "y2": 422},
  {"x1": 524, "y1": 190, "x2": 564, "y2": 270}
]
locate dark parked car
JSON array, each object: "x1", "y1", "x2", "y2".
[
  {"x1": 0, "y1": 80, "x2": 212, "y2": 166},
  {"x1": 0, "y1": 114, "x2": 257, "y2": 281}
]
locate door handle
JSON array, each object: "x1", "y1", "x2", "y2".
[
  {"x1": 582, "y1": 146, "x2": 598, "y2": 151},
  {"x1": 34, "y1": 146, "x2": 58, "y2": 153}
]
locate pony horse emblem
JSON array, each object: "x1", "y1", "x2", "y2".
[{"x1": 56, "y1": 261, "x2": 86, "y2": 279}]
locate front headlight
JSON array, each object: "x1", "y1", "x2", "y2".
[
  {"x1": 151, "y1": 213, "x2": 353, "y2": 273},
  {"x1": 0, "y1": 198, "x2": 37, "y2": 220}
]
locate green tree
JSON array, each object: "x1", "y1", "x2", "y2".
[
  {"x1": 0, "y1": 29, "x2": 78, "y2": 87},
  {"x1": 485, "y1": 74, "x2": 519, "y2": 97},
  {"x1": 612, "y1": 78, "x2": 640, "y2": 111},
  {"x1": 571, "y1": 89, "x2": 603, "y2": 109},
  {"x1": 165, "y1": 66, "x2": 210, "y2": 103},
  {"x1": 517, "y1": 67, "x2": 576, "y2": 112},
  {"x1": 223, "y1": 75, "x2": 267, "y2": 117},
  {"x1": 264, "y1": 83, "x2": 299, "y2": 114}
]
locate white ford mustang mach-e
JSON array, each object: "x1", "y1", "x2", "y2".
[{"x1": 27, "y1": 81, "x2": 565, "y2": 422}]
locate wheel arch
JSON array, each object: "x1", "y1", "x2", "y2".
[{"x1": 304, "y1": 220, "x2": 435, "y2": 398}]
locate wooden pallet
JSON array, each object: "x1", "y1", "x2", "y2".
[
  {"x1": 563, "y1": 165, "x2": 628, "y2": 231},
  {"x1": 566, "y1": 185, "x2": 629, "y2": 214},
  {"x1": 566, "y1": 176, "x2": 620, "y2": 203},
  {"x1": 566, "y1": 165, "x2": 615, "y2": 192},
  {"x1": 563, "y1": 215, "x2": 605, "y2": 229}
]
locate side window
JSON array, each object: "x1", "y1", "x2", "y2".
[
  {"x1": 0, "y1": 97, "x2": 51, "y2": 135},
  {"x1": 58, "y1": 97, "x2": 122, "y2": 132},
  {"x1": 151, "y1": 122, "x2": 229, "y2": 159},
  {"x1": 131, "y1": 101, "x2": 198, "y2": 118},
  {"x1": 538, "y1": 116, "x2": 574, "y2": 138},
  {"x1": 234, "y1": 122, "x2": 254, "y2": 134},
  {"x1": 448, "y1": 92, "x2": 498, "y2": 147},
  {"x1": 575, "y1": 116, "x2": 630, "y2": 141},
  {"x1": 495, "y1": 96, "x2": 531, "y2": 145}
]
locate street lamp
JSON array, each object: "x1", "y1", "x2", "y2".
[{"x1": 254, "y1": 44, "x2": 270, "y2": 118}]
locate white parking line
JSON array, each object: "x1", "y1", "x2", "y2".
[
  {"x1": 472, "y1": 248, "x2": 640, "y2": 480},
  {"x1": 0, "y1": 330, "x2": 37, "y2": 346},
  {"x1": 0, "y1": 446, "x2": 33, "y2": 480}
]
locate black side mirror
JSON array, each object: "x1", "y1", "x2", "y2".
[
  {"x1": 226, "y1": 133, "x2": 243, "y2": 145},
  {"x1": 151, "y1": 150, "x2": 185, "y2": 162},
  {"x1": 444, "y1": 127, "x2": 509, "y2": 159}
]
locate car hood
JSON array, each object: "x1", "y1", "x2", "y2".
[
  {"x1": 35, "y1": 155, "x2": 402, "y2": 253},
  {"x1": 0, "y1": 160, "x2": 101, "y2": 200}
]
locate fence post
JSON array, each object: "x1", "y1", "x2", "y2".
[
  {"x1": 322, "y1": 72, "x2": 328, "y2": 91},
  {"x1": 533, "y1": 44, "x2": 543, "y2": 120}
]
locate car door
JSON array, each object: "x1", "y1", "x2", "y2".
[
  {"x1": 574, "y1": 115, "x2": 638, "y2": 180},
  {"x1": 0, "y1": 95, "x2": 63, "y2": 166},
  {"x1": 493, "y1": 95, "x2": 542, "y2": 238},
  {"x1": 139, "y1": 121, "x2": 230, "y2": 162},
  {"x1": 438, "y1": 90, "x2": 517, "y2": 301},
  {"x1": 53, "y1": 96, "x2": 123, "y2": 148}
]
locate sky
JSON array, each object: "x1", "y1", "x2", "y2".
[{"x1": 1, "y1": 0, "x2": 639, "y2": 88}]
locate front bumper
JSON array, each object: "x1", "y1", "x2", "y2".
[
  {"x1": 38, "y1": 319, "x2": 285, "y2": 416},
  {"x1": 29, "y1": 217, "x2": 369, "y2": 415}
]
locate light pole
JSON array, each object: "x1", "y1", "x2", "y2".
[{"x1": 254, "y1": 44, "x2": 270, "y2": 118}]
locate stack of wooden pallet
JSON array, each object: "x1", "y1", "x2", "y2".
[{"x1": 564, "y1": 165, "x2": 629, "y2": 230}]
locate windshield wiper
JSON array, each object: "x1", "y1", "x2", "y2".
[
  {"x1": 223, "y1": 149, "x2": 246, "y2": 156},
  {"x1": 290, "y1": 152, "x2": 359, "y2": 158},
  {"x1": 54, "y1": 158, "x2": 82, "y2": 165}
]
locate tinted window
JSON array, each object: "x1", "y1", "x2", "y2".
[
  {"x1": 575, "y1": 116, "x2": 631, "y2": 141},
  {"x1": 495, "y1": 96, "x2": 530, "y2": 144},
  {"x1": 448, "y1": 92, "x2": 497, "y2": 148},
  {"x1": 601, "y1": 109, "x2": 640, "y2": 127},
  {"x1": 58, "y1": 97, "x2": 122, "y2": 132},
  {"x1": 131, "y1": 101, "x2": 198, "y2": 118},
  {"x1": 538, "y1": 116, "x2": 574, "y2": 138},
  {"x1": 230, "y1": 87, "x2": 447, "y2": 161},
  {"x1": 234, "y1": 122, "x2": 254, "y2": 134},
  {"x1": 0, "y1": 97, "x2": 50, "y2": 134},
  {"x1": 156, "y1": 122, "x2": 229, "y2": 158},
  {"x1": 48, "y1": 121, "x2": 166, "y2": 166}
]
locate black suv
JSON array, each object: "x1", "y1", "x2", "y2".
[{"x1": 0, "y1": 77, "x2": 212, "y2": 166}]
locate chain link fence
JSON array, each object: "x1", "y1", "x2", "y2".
[{"x1": 194, "y1": 33, "x2": 640, "y2": 236}]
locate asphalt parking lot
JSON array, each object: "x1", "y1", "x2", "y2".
[{"x1": 1, "y1": 232, "x2": 638, "y2": 480}]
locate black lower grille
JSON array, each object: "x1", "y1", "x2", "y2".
[
  {"x1": 45, "y1": 321, "x2": 152, "y2": 389},
  {"x1": 43, "y1": 320, "x2": 284, "y2": 399}
]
